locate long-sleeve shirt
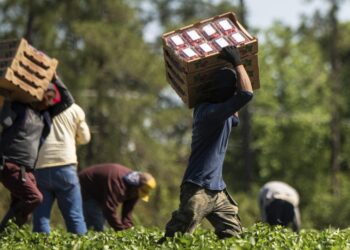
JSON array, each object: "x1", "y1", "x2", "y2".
[
  {"x1": 259, "y1": 181, "x2": 301, "y2": 231},
  {"x1": 35, "y1": 104, "x2": 90, "y2": 168},
  {"x1": 182, "y1": 90, "x2": 253, "y2": 190},
  {"x1": 78, "y1": 163, "x2": 139, "y2": 230},
  {"x1": 48, "y1": 75, "x2": 74, "y2": 118}
]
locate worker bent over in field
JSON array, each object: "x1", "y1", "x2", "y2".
[
  {"x1": 159, "y1": 45, "x2": 253, "y2": 242},
  {"x1": 78, "y1": 163, "x2": 156, "y2": 231},
  {"x1": 259, "y1": 181, "x2": 301, "y2": 232}
]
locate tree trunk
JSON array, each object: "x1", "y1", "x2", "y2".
[
  {"x1": 238, "y1": 0, "x2": 254, "y2": 190},
  {"x1": 24, "y1": 3, "x2": 34, "y2": 43},
  {"x1": 328, "y1": 0, "x2": 341, "y2": 194}
]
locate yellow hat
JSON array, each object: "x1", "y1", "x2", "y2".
[{"x1": 138, "y1": 173, "x2": 156, "y2": 202}]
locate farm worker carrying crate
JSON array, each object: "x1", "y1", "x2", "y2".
[{"x1": 158, "y1": 45, "x2": 254, "y2": 243}]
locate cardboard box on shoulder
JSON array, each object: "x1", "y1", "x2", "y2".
[
  {"x1": 162, "y1": 12, "x2": 259, "y2": 108},
  {"x1": 165, "y1": 54, "x2": 259, "y2": 108},
  {"x1": 0, "y1": 38, "x2": 58, "y2": 103}
]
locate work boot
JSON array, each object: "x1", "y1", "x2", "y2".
[
  {"x1": 157, "y1": 236, "x2": 167, "y2": 244},
  {"x1": 0, "y1": 208, "x2": 15, "y2": 232}
]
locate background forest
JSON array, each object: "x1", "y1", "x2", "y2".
[{"x1": 0, "y1": 0, "x2": 350, "y2": 231}]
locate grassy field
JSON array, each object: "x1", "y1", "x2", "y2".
[{"x1": 1, "y1": 223, "x2": 350, "y2": 250}]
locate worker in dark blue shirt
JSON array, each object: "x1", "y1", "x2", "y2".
[{"x1": 159, "y1": 46, "x2": 253, "y2": 242}]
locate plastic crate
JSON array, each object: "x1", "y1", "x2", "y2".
[
  {"x1": 182, "y1": 28, "x2": 205, "y2": 45},
  {"x1": 195, "y1": 42, "x2": 217, "y2": 57},
  {"x1": 199, "y1": 23, "x2": 221, "y2": 40},
  {"x1": 214, "y1": 18, "x2": 237, "y2": 35}
]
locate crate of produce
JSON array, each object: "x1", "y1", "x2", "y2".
[
  {"x1": 165, "y1": 54, "x2": 259, "y2": 108},
  {"x1": 162, "y1": 12, "x2": 259, "y2": 108},
  {"x1": 162, "y1": 12, "x2": 258, "y2": 73},
  {"x1": 0, "y1": 38, "x2": 58, "y2": 102}
]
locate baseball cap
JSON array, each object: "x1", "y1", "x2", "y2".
[{"x1": 138, "y1": 173, "x2": 156, "y2": 202}]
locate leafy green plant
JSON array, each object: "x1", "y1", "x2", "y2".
[{"x1": 1, "y1": 223, "x2": 350, "y2": 250}]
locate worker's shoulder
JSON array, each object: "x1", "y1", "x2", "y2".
[
  {"x1": 61, "y1": 103, "x2": 86, "y2": 119},
  {"x1": 69, "y1": 103, "x2": 85, "y2": 112},
  {"x1": 262, "y1": 181, "x2": 294, "y2": 190}
]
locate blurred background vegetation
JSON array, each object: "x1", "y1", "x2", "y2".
[{"x1": 0, "y1": 0, "x2": 350, "y2": 231}]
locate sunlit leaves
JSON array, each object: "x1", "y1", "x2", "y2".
[{"x1": 1, "y1": 223, "x2": 350, "y2": 249}]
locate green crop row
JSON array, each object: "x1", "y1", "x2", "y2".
[{"x1": 1, "y1": 223, "x2": 350, "y2": 250}]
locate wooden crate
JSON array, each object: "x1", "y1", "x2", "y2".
[
  {"x1": 0, "y1": 67, "x2": 44, "y2": 102},
  {"x1": 0, "y1": 39, "x2": 57, "y2": 70},
  {"x1": 0, "y1": 38, "x2": 58, "y2": 102},
  {"x1": 0, "y1": 55, "x2": 55, "y2": 80}
]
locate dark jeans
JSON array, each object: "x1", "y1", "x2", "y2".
[
  {"x1": 82, "y1": 198, "x2": 105, "y2": 231},
  {"x1": 164, "y1": 182, "x2": 242, "y2": 239},
  {"x1": 0, "y1": 162, "x2": 43, "y2": 229}
]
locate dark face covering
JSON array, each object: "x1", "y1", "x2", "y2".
[
  {"x1": 203, "y1": 67, "x2": 238, "y2": 103},
  {"x1": 266, "y1": 199, "x2": 295, "y2": 226}
]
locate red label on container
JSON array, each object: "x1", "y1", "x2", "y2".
[
  {"x1": 167, "y1": 34, "x2": 187, "y2": 49},
  {"x1": 195, "y1": 42, "x2": 217, "y2": 57},
  {"x1": 213, "y1": 37, "x2": 231, "y2": 49},
  {"x1": 183, "y1": 29, "x2": 204, "y2": 45},
  {"x1": 215, "y1": 18, "x2": 237, "y2": 35},
  {"x1": 179, "y1": 47, "x2": 200, "y2": 61},
  {"x1": 200, "y1": 23, "x2": 220, "y2": 40}
]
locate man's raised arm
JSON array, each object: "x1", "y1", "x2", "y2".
[{"x1": 220, "y1": 45, "x2": 253, "y2": 94}]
